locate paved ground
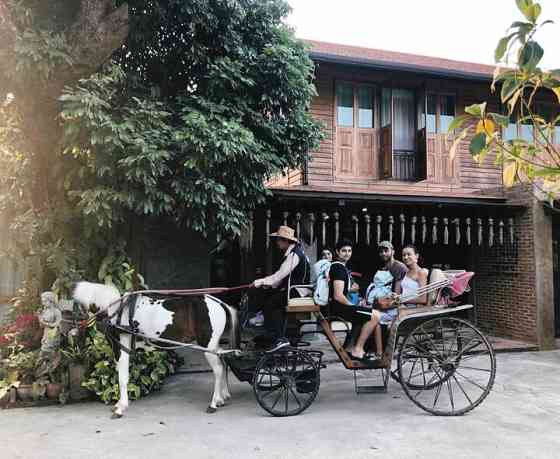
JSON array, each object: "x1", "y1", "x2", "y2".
[{"x1": 1, "y1": 350, "x2": 559, "y2": 459}]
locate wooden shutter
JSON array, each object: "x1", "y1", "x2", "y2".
[
  {"x1": 380, "y1": 87, "x2": 393, "y2": 178},
  {"x1": 416, "y1": 86, "x2": 428, "y2": 181}
]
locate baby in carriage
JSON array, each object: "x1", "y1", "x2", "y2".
[{"x1": 366, "y1": 270, "x2": 398, "y2": 325}]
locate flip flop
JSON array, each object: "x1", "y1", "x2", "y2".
[{"x1": 348, "y1": 352, "x2": 368, "y2": 362}]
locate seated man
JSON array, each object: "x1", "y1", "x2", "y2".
[
  {"x1": 326, "y1": 239, "x2": 372, "y2": 352},
  {"x1": 351, "y1": 240, "x2": 407, "y2": 360},
  {"x1": 252, "y1": 225, "x2": 310, "y2": 352}
]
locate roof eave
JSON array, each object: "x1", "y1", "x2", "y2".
[
  {"x1": 310, "y1": 52, "x2": 493, "y2": 82},
  {"x1": 270, "y1": 187, "x2": 525, "y2": 209}
]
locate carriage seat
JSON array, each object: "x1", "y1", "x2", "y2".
[{"x1": 286, "y1": 284, "x2": 320, "y2": 313}]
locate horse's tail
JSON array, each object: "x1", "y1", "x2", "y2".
[{"x1": 73, "y1": 281, "x2": 121, "y2": 312}]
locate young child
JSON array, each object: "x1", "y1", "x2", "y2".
[
  {"x1": 363, "y1": 269, "x2": 396, "y2": 358},
  {"x1": 365, "y1": 270, "x2": 393, "y2": 306}
]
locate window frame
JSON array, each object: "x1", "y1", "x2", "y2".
[
  {"x1": 334, "y1": 81, "x2": 377, "y2": 130},
  {"x1": 501, "y1": 101, "x2": 560, "y2": 145},
  {"x1": 424, "y1": 91, "x2": 456, "y2": 134}
]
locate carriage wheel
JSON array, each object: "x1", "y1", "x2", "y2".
[
  {"x1": 253, "y1": 349, "x2": 320, "y2": 417},
  {"x1": 394, "y1": 330, "x2": 458, "y2": 390},
  {"x1": 398, "y1": 317, "x2": 495, "y2": 416}
]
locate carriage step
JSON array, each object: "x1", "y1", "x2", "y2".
[
  {"x1": 353, "y1": 368, "x2": 389, "y2": 395},
  {"x1": 354, "y1": 384, "x2": 387, "y2": 394}
]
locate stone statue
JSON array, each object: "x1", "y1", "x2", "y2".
[{"x1": 35, "y1": 291, "x2": 62, "y2": 378}]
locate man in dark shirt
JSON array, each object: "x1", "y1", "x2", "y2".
[
  {"x1": 328, "y1": 239, "x2": 373, "y2": 354},
  {"x1": 328, "y1": 238, "x2": 359, "y2": 318}
]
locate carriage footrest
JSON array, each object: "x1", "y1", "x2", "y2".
[
  {"x1": 354, "y1": 384, "x2": 387, "y2": 394},
  {"x1": 353, "y1": 368, "x2": 390, "y2": 395}
]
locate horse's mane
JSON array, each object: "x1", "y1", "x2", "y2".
[{"x1": 73, "y1": 282, "x2": 121, "y2": 311}]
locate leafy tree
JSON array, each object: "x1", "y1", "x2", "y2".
[
  {"x1": 0, "y1": 1, "x2": 322, "y2": 292},
  {"x1": 449, "y1": 0, "x2": 560, "y2": 200},
  {"x1": 61, "y1": 0, "x2": 322, "y2": 236}
]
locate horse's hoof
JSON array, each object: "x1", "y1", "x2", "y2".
[
  {"x1": 206, "y1": 406, "x2": 217, "y2": 414},
  {"x1": 111, "y1": 413, "x2": 123, "y2": 420}
]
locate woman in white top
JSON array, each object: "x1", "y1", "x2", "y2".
[{"x1": 400, "y1": 245, "x2": 429, "y2": 308}]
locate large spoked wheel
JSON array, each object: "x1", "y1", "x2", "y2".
[
  {"x1": 398, "y1": 317, "x2": 496, "y2": 416},
  {"x1": 253, "y1": 349, "x2": 320, "y2": 417}
]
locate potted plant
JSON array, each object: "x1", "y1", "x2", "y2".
[
  {"x1": 5, "y1": 350, "x2": 39, "y2": 401},
  {"x1": 61, "y1": 333, "x2": 89, "y2": 401}
]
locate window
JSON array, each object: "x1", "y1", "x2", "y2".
[
  {"x1": 426, "y1": 94, "x2": 437, "y2": 133},
  {"x1": 504, "y1": 119, "x2": 517, "y2": 141},
  {"x1": 440, "y1": 95, "x2": 456, "y2": 133},
  {"x1": 358, "y1": 87, "x2": 373, "y2": 128},
  {"x1": 503, "y1": 103, "x2": 560, "y2": 144},
  {"x1": 336, "y1": 83, "x2": 353, "y2": 127},
  {"x1": 424, "y1": 93, "x2": 455, "y2": 134}
]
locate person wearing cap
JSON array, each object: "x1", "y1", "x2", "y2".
[
  {"x1": 377, "y1": 241, "x2": 408, "y2": 291},
  {"x1": 252, "y1": 225, "x2": 310, "y2": 352},
  {"x1": 350, "y1": 240, "x2": 408, "y2": 361}
]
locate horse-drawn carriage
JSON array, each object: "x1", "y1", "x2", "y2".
[{"x1": 73, "y1": 270, "x2": 495, "y2": 418}]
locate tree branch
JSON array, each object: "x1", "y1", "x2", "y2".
[{"x1": 67, "y1": 0, "x2": 129, "y2": 81}]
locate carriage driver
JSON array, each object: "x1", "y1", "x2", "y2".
[{"x1": 251, "y1": 225, "x2": 311, "y2": 352}]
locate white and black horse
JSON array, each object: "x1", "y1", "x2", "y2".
[{"x1": 73, "y1": 282, "x2": 238, "y2": 417}]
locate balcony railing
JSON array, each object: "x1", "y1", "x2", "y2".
[{"x1": 393, "y1": 150, "x2": 416, "y2": 181}]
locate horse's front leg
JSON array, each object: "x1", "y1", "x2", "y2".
[
  {"x1": 204, "y1": 352, "x2": 225, "y2": 413},
  {"x1": 112, "y1": 334, "x2": 131, "y2": 419}
]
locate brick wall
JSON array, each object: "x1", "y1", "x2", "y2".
[{"x1": 474, "y1": 185, "x2": 539, "y2": 343}]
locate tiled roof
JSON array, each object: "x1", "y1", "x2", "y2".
[{"x1": 305, "y1": 39, "x2": 496, "y2": 79}]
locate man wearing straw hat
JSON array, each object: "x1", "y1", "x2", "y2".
[{"x1": 251, "y1": 225, "x2": 310, "y2": 352}]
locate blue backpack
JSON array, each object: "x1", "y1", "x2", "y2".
[{"x1": 313, "y1": 261, "x2": 345, "y2": 306}]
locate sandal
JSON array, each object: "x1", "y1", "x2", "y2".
[{"x1": 348, "y1": 352, "x2": 368, "y2": 362}]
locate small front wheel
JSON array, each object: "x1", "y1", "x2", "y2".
[
  {"x1": 398, "y1": 317, "x2": 496, "y2": 416},
  {"x1": 253, "y1": 349, "x2": 320, "y2": 417}
]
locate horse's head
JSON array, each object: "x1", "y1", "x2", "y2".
[{"x1": 73, "y1": 281, "x2": 121, "y2": 314}]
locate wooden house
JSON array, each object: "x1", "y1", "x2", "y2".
[{"x1": 252, "y1": 40, "x2": 560, "y2": 348}]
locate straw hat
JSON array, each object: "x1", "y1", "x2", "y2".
[{"x1": 269, "y1": 225, "x2": 299, "y2": 243}]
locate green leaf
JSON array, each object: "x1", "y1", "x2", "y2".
[
  {"x1": 446, "y1": 114, "x2": 470, "y2": 134},
  {"x1": 469, "y1": 132, "x2": 487, "y2": 156},
  {"x1": 501, "y1": 78, "x2": 523, "y2": 105},
  {"x1": 465, "y1": 103, "x2": 486, "y2": 118},
  {"x1": 519, "y1": 41, "x2": 544, "y2": 71},
  {"x1": 449, "y1": 129, "x2": 468, "y2": 162},
  {"x1": 515, "y1": 0, "x2": 533, "y2": 19},
  {"x1": 526, "y1": 3, "x2": 541, "y2": 22},
  {"x1": 495, "y1": 34, "x2": 516, "y2": 62},
  {"x1": 489, "y1": 113, "x2": 511, "y2": 128},
  {"x1": 503, "y1": 160, "x2": 518, "y2": 187},
  {"x1": 552, "y1": 87, "x2": 560, "y2": 104}
]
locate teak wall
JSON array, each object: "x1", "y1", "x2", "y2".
[{"x1": 302, "y1": 63, "x2": 504, "y2": 197}]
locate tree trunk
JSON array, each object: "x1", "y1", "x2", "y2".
[
  {"x1": 0, "y1": 1, "x2": 17, "y2": 87},
  {"x1": 0, "y1": 0, "x2": 130, "y2": 289}
]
